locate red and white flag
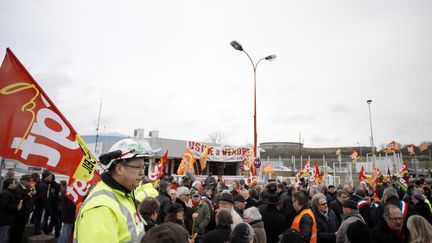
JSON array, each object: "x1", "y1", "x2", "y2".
[
  {"x1": 157, "y1": 150, "x2": 168, "y2": 179},
  {"x1": 384, "y1": 140, "x2": 400, "y2": 153},
  {"x1": 310, "y1": 162, "x2": 323, "y2": 183},
  {"x1": 407, "y1": 144, "x2": 415, "y2": 156},
  {"x1": 419, "y1": 142, "x2": 429, "y2": 152},
  {"x1": 300, "y1": 160, "x2": 310, "y2": 178},
  {"x1": 0, "y1": 49, "x2": 98, "y2": 180},
  {"x1": 399, "y1": 161, "x2": 408, "y2": 176},
  {"x1": 350, "y1": 150, "x2": 360, "y2": 162},
  {"x1": 0, "y1": 48, "x2": 99, "y2": 205}
]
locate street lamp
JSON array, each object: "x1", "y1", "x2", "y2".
[
  {"x1": 366, "y1": 99, "x2": 375, "y2": 154},
  {"x1": 230, "y1": 40, "x2": 276, "y2": 159}
]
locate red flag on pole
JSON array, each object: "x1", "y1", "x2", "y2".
[
  {"x1": 0, "y1": 48, "x2": 97, "y2": 182},
  {"x1": 359, "y1": 166, "x2": 367, "y2": 181},
  {"x1": 158, "y1": 150, "x2": 168, "y2": 179}
]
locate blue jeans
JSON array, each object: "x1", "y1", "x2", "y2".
[
  {"x1": 0, "y1": 225, "x2": 10, "y2": 243},
  {"x1": 57, "y1": 224, "x2": 74, "y2": 243}
]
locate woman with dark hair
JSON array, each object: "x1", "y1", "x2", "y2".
[
  {"x1": 203, "y1": 208, "x2": 233, "y2": 243},
  {"x1": 165, "y1": 203, "x2": 187, "y2": 230},
  {"x1": 0, "y1": 178, "x2": 21, "y2": 243}
]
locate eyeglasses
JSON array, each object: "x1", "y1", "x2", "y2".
[
  {"x1": 123, "y1": 164, "x2": 145, "y2": 170},
  {"x1": 319, "y1": 202, "x2": 328, "y2": 206}
]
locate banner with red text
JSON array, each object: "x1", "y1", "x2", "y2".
[
  {"x1": 0, "y1": 48, "x2": 97, "y2": 183},
  {"x1": 187, "y1": 141, "x2": 249, "y2": 162}
]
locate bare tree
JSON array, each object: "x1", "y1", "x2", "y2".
[{"x1": 207, "y1": 131, "x2": 226, "y2": 145}]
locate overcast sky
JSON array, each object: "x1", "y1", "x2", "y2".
[{"x1": 1, "y1": 0, "x2": 431, "y2": 148}]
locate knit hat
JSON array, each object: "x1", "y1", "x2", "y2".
[
  {"x1": 346, "y1": 220, "x2": 372, "y2": 243},
  {"x1": 230, "y1": 222, "x2": 254, "y2": 243},
  {"x1": 412, "y1": 192, "x2": 425, "y2": 202},
  {"x1": 342, "y1": 200, "x2": 358, "y2": 209},
  {"x1": 168, "y1": 203, "x2": 184, "y2": 213},
  {"x1": 218, "y1": 193, "x2": 234, "y2": 204}
]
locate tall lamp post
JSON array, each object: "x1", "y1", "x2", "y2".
[
  {"x1": 366, "y1": 99, "x2": 375, "y2": 154},
  {"x1": 230, "y1": 40, "x2": 276, "y2": 159}
]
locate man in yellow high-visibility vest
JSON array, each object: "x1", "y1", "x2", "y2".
[{"x1": 74, "y1": 139, "x2": 148, "y2": 243}]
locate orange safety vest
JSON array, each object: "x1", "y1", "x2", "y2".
[{"x1": 291, "y1": 208, "x2": 317, "y2": 243}]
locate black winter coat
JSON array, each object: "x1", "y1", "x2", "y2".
[
  {"x1": 413, "y1": 201, "x2": 432, "y2": 224},
  {"x1": 203, "y1": 226, "x2": 231, "y2": 243},
  {"x1": 260, "y1": 205, "x2": 288, "y2": 243},
  {"x1": 0, "y1": 188, "x2": 18, "y2": 225},
  {"x1": 375, "y1": 196, "x2": 412, "y2": 225},
  {"x1": 313, "y1": 208, "x2": 339, "y2": 243},
  {"x1": 351, "y1": 194, "x2": 374, "y2": 228},
  {"x1": 329, "y1": 199, "x2": 343, "y2": 224},
  {"x1": 156, "y1": 192, "x2": 172, "y2": 224},
  {"x1": 371, "y1": 220, "x2": 409, "y2": 243},
  {"x1": 14, "y1": 183, "x2": 34, "y2": 215}
]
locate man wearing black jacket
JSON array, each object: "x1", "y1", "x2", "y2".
[
  {"x1": 375, "y1": 187, "x2": 411, "y2": 225},
  {"x1": 351, "y1": 187, "x2": 374, "y2": 229},
  {"x1": 329, "y1": 190, "x2": 350, "y2": 225},
  {"x1": 311, "y1": 193, "x2": 339, "y2": 243},
  {"x1": 0, "y1": 178, "x2": 22, "y2": 243},
  {"x1": 10, "y1": 174, "x2": 35, "y2": 243},
  {"x1": 33, "y1": 170, "x2": 53, "y2": 235}
]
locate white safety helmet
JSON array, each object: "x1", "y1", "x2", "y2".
[{"x1": 99, "y1": 138, "x2": 150, "y2": 170}]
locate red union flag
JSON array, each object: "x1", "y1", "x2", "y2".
[
  {"x1": 350, "y1": 150, "x2": 360, "y2": 162},
  {"x1": 0, "y1": 48, "x2": 97, "y2": 182},
  {"x1": 157, "y1": 150, "x2": 168, "y2": 179},
  {"x1": 406, "y1": 144, "x2": 415, "y2": 156}
]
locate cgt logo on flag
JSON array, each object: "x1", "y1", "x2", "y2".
[{"x1": 0, "y1": 48, "x2": 97, "y2": 182}]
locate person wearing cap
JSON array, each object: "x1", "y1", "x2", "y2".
[
  {"x1": 233, "y1": 195, "x2": 246, "y2": 218},
  {"x1": 10, "y1": 174, "x2": 36, "y2": 243},
  {"x1": 74, "y1": 138, "x2": 146, "y2": 243},
  {"x1": 335, "y1": 199, "x2": 366, "y2": 243},
  {"x1": 292, "y1": 191, "x2": 318, "y2": 243},
  {"x1": 33, "y1": 170, "x2": 53, "y2": 235},
  {"x1": 412, "y1": 190, "x2": 432, "y2": 224},
  {"x1": 190, "y1": 189, "x2": 210, "y2": 242},
  {"x1": 217, "y1": 192, "x2": 243, "y2": 230},
  {"x1": 165, "y1": 202, "x2": 188, "y2": 230},
  {"x1": 260, "y1": 193, "x2": 287, "y2": 243}
]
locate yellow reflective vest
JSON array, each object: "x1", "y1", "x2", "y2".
[
  {"x1": 73, "y1": 181, "x2": 145, "y2": 243},
  {"x1": 135, "y1": 182, "x2": 159, "y2": 202}
]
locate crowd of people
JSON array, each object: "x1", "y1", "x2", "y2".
[
  {"x1": 1, "y1": 138, "x2": 432, "y2": 243},
  {"x1": 0, "y1": 168, "x2": 76, "y2": 243}
]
